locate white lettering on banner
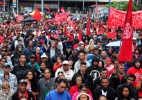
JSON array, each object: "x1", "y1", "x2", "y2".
[{"x1": 123, "y1": 23, "x2": 132, "y2": 39}]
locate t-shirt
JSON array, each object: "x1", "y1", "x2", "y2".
[
  {"x1": 45, "y1": 89, "x2": 71, "y2": 100},
  {"x1": 127, "y1": 67, "x2": 142, "y2": 87}
]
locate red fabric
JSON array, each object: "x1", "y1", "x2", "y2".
[
  {"x1": 68, "y1": 35, "x2": 74, "y2": 41},
  {"x1": 16, "y1": 14, "x2": 24, "y2": 21},
  {"x1": 46, "y1": 4, "x2": 50, "y2": 12},
  {"x1": 118, "y1": 0, "x2": 133, "y2": 62},
  {"x1": 64, "y1": 25, "x2": 67, "y2": 36},
  {"x1": 127, "y1": 67, "x2": 142, "y2": 87},
  {"x1": 86, "y1": 17, "x2": 91, "y2": 36},
  {"x1": 36, "y1": 55, "x2": 41, "y2": 63},
  {"x1": 0, "y1": 35, "x2": 4, "y2": 44},
  {"x1": 60, "y1": 7, "x2": 65, "y2": 13},
  {"x1": 78, "y1": 29, "x2": 82, "y2": 41},
  {"x1": 69, "y1": 85, "x2": 92, "y2": 96},
  {"x1": 119, "y1": 75, "x2": 123, "y2": 81},
  {"x1": 18, "y1": 91, "x2": 28, "y2": 99},
  {"x1": 32, "y1": 7, "x2": 42, "y2": 20}
]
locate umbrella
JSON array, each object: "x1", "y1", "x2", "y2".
[
  {"x1": 23, "y1": 16, "x2": 36, "y2": 22},
  {"x1": 106, "y1": 41, "x2": 121, "y2": 46}
]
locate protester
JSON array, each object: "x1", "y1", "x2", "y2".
[
  {"x1": 0, "y1": 82, "x2": 14, "y2": 100},
  {"x1": 45, "y1": 78, "x2": 71, "y2": 100},
  {"x1": 0, "y1": 63, "x2": 18, "y2": 91},
  {"x1": 93, "y1": 78, "x2": 117, "y2": 100},
  {"x1": 38, "y1": 68, "x2": 55, "y2": 100},
  {"x1": 12, "y1": 79, "x2": 35, "y2": 100}
]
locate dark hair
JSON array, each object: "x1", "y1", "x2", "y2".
[
  {"x1": 44, "y1": 68, "x2": 51, "y2": 74},
  {"x1": 79, "y1": 83, "x2": 88, "y2": 90},
  {"x1": 98, "y1": 60, "x2": 104, "y2": 68},
  {"x1": 99, "y1": 68, "x2": 107, "y2": 73},
  {"x1": 56, "y1": 56, "x2": 63, "y2": 62},
  {"x1": 79, "y1": 51, "x2": 86, "y2": 55},
  {"x1": 56, "y1": 78, "x2": 68, "y2": 86},
  {"x1": 117, "y1": 85, "x2": 132, "y2": 100},
  {"x1": 55, "y1": 77, "x2": 62, "y2": 83},
  {"x1": 101, "y1": 78, "x2": 109, "y2": 83},
  {"x1": 57, "y1": 71, "x2": 64, "y2": 75},
  {"x1": 133, "y1": 58, "x2": 141, "y2": 68},
  {"x1": 25, "y1": 70, "x2": 38, "y2": 92},
  {"x1": 19, "y1": 53, "x2": 26, "y2": 58},
  {"x1": 19, "y1": 96, "x2": 27, "y2": 100},
  {"x1": 127, "y1": 74, "x2": 136, "y2": 81},
  {"x1": 80, "y1": 62, "x2": 86, "y2": 66}
]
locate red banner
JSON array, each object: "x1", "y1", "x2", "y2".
[{"x1": 108, "y1": 7, "x2": 142, "y2": 28}]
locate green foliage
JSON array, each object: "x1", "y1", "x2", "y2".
[{"x1": 105, "y1": 2, "x2": 138, "y2": 11}]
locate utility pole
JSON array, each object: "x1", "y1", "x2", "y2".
[
  {"x1": 3, "y1": 0, "x2": 5, "y2": 11},
  {"x1": 83, "y1": 0, "x2": 84, "y2": 13},
  {"x1": 41, "y1": 0, "x2": 44, "y2": 13},
  {"x1": 17, "y1": 0, "x2": 18, "y2": 13}
]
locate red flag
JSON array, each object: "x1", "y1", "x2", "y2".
[
  {"x1": 86, "y1": 16, "x2": 91, "y2": 36},
  {"x1": 78, "y1": 29, "x2": 82, "y2": 41},
  {"x1": 16, "y1": 14, "x2": 24, "y2": 21},
  {"x1": 46, "y1": 4, "x2": 50, "y2": 12},
  {"x1": 32, "y1": 7, "x2": 42, "y2": 20},
  {"x1": 64, "y1": 25, "x2": 67, "y2": 36},
  {"x1": 61, "y1": 7, "x2": 65, "y2": 13},
  {"x1": 118, "y1": 0, "x2": 133, "y2": 62}
]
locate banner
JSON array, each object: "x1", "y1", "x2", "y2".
[{"x1": 108, "y1": 7, "x2": 142, "y2": 28}]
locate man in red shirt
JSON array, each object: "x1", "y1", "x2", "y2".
[
  {"x1": 127, "y1": 58, "x2": 142, "y2": 97},
  {"x1": 12, "y1": 79, "x2": 35, "y2": 100}
]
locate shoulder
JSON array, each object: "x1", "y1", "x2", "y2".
[{"x1": 38, "y1": 78, "x2": 44, "y2": 83}]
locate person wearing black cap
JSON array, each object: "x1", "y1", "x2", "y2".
[
  {"x1": 12, "y1": 79, "x2": 35, "y2": 100},
  {"x1": 0, "y1": 63, "x2": 18, "y2": 92},
  {"x1": 27, "y1": 54, "x2": 40, "y2": 71}
]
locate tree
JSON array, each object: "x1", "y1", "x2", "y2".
[{"x1": 105, "y1": 2, "x2": 138, "y2": 11}]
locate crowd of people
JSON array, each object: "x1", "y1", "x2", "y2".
[{"x1": 0, "y1": 11, "x2": 141, "y2": 100}]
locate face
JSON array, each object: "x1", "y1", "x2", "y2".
[
  {"x1": 2, "y1": 86, "x2": 9, "y2": 94},
  {"x1": 4, "y1": 66, "x2": 10, "y2": 73},
  {"x1": 76, "y1": 77, "x2": 82, "y2": 85},
  {"x1": 30, "y1": 58, "x2": 35, "y2": 62},
  {"x1": 101, "y1": 79, "x2": 109, "y2": 88},
  {"x1": 40, "y1": 63, "x2": 46, "y2": 70},
  {"x1": 79, "y1": 44, "x2": 85, "y2": 50},
  {"x1": 98, "y1": 61, "x2": 103, "y2": 68},
  {"x1": 101, "y1": 71, "x2": 108, "y2": 78},
  {"x1": 18, "y1": 84, "x2": 27, "y2": 93},
  {"x1": 26, "y1": 72, "x2": 33, "y2": 80},
  {"x1": 122, "y1": 87, "x2": 129, "y2": 97},
  {"x1": 118, "y1": 65, "x2": 125, "y2": 74},
  {"x1": 94, "y1": 50, "x2": 99, "y2": 55},
  {"x1": 127, "y1": 77, "x2": 135, "y2": 85},
  {"x1": 44, "y1": 70, "x2": 51, "y2": 79},
  {"x1": 58, "y1": 73, "x2": 64, "y2": 78},
  {"x1": 36, "y1": 47, "x2": 40, "y2": 54},
  {"x1": 57, "y1": 82, "x2": 67, "y2": 93},
  {"x1": 135, "y1": 61, "x2": 141, "y2": 68},
  {"x1": 79, "y1": 53, "x2": 85, "y2": 61},
  {"x1": 69, "y1": 60, "x2": 73, "y2": 66},
  {"x1": 79, "y1": 94, "x2": 88, "y2": 100},
  {"x1": 29, "y1": 41, "x2": 33, "y2": 47},
  {"x1": 18, "y1": 46, "x2": 22, "y2": 51},
  {"x1": 63, "y1": 64, "x2": 69, "y2": 71},
  {"x1": 57, "y1": 57, "x2": 62, "y2": 63},
  {"x1": 19, "y1": 55, "x2": 26, "y2": 63},
  {"x1": 20, "y1": 98, "x2": 27, "y2": 100},
  {"x1": 80, "y1": 65, "x2": 87, "y2": 73},
  {"x1": 1, "y1": 59, "x2": 6, "y2": 65},
  {"x1": 101, "y1": 51, "x2": 107, "y2": 58}
]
